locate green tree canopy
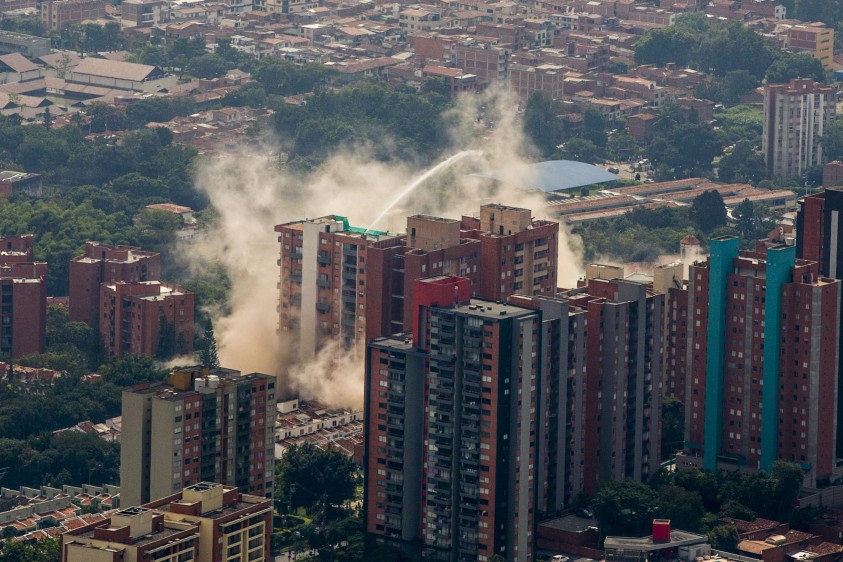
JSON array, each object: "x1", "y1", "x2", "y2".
[
  {"x1": 275, "y1": 442, "x2": 357, "y2": 513},
  {"x1": 718, "y1": 141, "x2": 766, "y2": 184},
  {"x1": 523, "y1": 91, "x2": 564, "y2": 157},
  {"x1": 689, "y1": 189, "x2": 728, "y2": 231},
  {"x1": 765, "y1": 52, "x2": 826, "y2": 84},
  {"x1": 591, "y1": 479, "x2": 659, "y2": 539}
]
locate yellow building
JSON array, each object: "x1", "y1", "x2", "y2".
[
  {"x1": 787, "y1": 23, "x2": 834, "y2": 70},
  {"x1": 61, "y1": 483, "x2": 272, "y2": 562}
]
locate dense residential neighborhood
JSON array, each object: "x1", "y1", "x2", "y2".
[{"x1": 3, "y1": 0, "x2": 843, "y2": 560}]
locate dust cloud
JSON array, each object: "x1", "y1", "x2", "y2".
[{"x1": 187, "y1": 87, "x2": 584, "y2": 408}]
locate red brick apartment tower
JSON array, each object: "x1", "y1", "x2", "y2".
[
  {"x1": 461, "y1": 204, "x2": 558, "y2": 302},
  {"x1": 121, "y1": 368, "x2": 276, "y2": 506},
  {"x1": 397, "y1": 215, "x2": 481, "y2": 333},
  {"x1": 682, "y1": 240, "x2": 840, "y2": 486},
  {"x1": 653, "y1": 263, "x2": 689, "y2": 400},
  {"x1": 275, "y1": 216, "x2": 404, "y2": 360},
  {"x1": 365, "y1": 276, "x2": 540, "y2": 562},
  {"x1": 509, "y1": 293, "x2": 586, "y2": 516},
  {"x1": 69, "y1": 242, "x2": 160, "y2": 327},
  {"x1": 559, "y1": 277, "x2": 664, "y2": 495},
  {"x1": 0, "y1": 234, "x2": 47, "y2": 358},
  {"x1": 99, "y1": 281, "x2": 194, "y2": 359}
]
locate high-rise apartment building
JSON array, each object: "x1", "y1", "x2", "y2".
[
  {"x1": 365, "y1": 276, "x2": 540, "y2": 562},
  {"x1": 525, "y1": 276, "x2": 664, "y2": 502},
  {"x1": 365, "y1": 271, "x2": 661, "y2": 559},
  {"x1": 0, "y1": 234, "x2": 46, "y2": 358},
  {"x1": 277, "y1": 205, "x2": 558, "y2": 359},
  {"x1": 121, "y1": 367, "x2": 276, "y2": 507},
  {"x1": 682, "y1": 237, "x2": 841, "y2": 486},
  {"x1": 99, "y1": 281, "x2": 194, "y2": 359},
  {"x1": 763, "y1": 78, "x2": 837, "y2": 179},
  {"x1": 61, "y1": 482, "x2": 272, "y2": 562},
  {"x1": 275, "y1": 215, "x2": 405, "y2": 359},
  {"x1": 462, "y1": 204, "x2": 558, "y2": 302},
  {"x1": 796, "y1": 187, "x2": 843, "y2": 279},
  {"x1": 69, "y1": 242, "x2": 160, "y2": 327},
  {"x1": 796, "y1": 187, "x2": 843, "y2": 456}
]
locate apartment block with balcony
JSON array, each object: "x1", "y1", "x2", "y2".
[
  {"x1": 365, "y1": 276, "x2": 540, "y2": 562},
  {"x1": 462, "y1": 204, "x2": 559, "y2": 302},
  {"x1": 61, "y1": 506, "x2": 200, "y2": 562},
  {"x1": 763, "y1": 78, "x2": 837, "y2": 179},
  {"x1": 275, "y1": 215, "x2": 404, "y2": 360},
  {"x1": 121, "y1": 368, "x2": 276, "y2": 507},
  {"x1": 99, "y1": 281, "x2": 194, "y2": 359},
  {"x1": 681, "y1": 237, "x2": 841, "y2": 487},
  {"x1": 69, "y1": 242, "x2": 161, "y2": 327},
  {"x1": 40, "y1": 0, "x2": 108, "y2": 30},
  {"x1": 0, "y1": 234, "x2": 46, "y2": 359},
  {"x1": 121, "y1": 0, "x2": 168, "y2": 27},
  {"x1": 62, "y1": 482, "x2": 272, "y2": 562}
]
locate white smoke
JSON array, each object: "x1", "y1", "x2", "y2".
[{"x1": 187, "y1": 87, "x2": 584, "y2": 407}]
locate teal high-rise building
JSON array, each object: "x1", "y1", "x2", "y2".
[{"x1": 685, "y1": 238, "x2": 842, "y2": 486}]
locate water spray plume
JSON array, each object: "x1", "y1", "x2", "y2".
[{"x1": 364, "y1": 150, "x2": 483, "y2": 233}]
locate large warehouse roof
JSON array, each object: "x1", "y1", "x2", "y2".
[{"x1": 477, "y1": 160, "x2": 619, "y2": 192}]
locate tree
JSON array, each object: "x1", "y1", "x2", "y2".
[
  {"x1": 275, "y1": 442, "x2": 356, "y2": 513},
  {"x1": 689, "y1": 190, "x2": 727, "y2": 232},
  {"x1": 718, "y1": 141, "x2": 766, "y2": 183},
  {"x1": 187, "y1": 53, "x2": 232, "y2": 79},
  {"x1": 583, "y1": 109, "x2": 607, "y2": 148},
  {"x1": 733, "y1": 198, "x2": 756, "y2": 238},
  {"x1": 772, "y1": 461, "x2": 804, "y2": 521},
  {"x1": 0, "y1": 537, "x2": 60, "y2": 562},
  {"x1": 634, "y1": 26, "x2": 701, "y2": 67},
  {"x1": 661, "y1": 396, "x2": 684, "y2": 460},
  {"x1": 765, "y1": 52, "x2": 826, "y2": 84},
  {"x1": 591, "y1": 480, "x2": 659, "y2": 540},
  {"x1": 109, "y1": 173, "x2": 169, "y2": 199},
  {"x1": 822, "y1": 117, "x2": 843, "y2": 162},
  {"x1": 698, "y1": 21, "x2": 778, "y2": 79},
  {"x1": 708, "y1": 524, "x2": 739, "y2": 551},
  {"x1": 559, "y1": 138, "x2": 599, "y2": 163},
  {"x1": 719, "y1": 500, "x2": 757, "y2": 521},
  {"x1": 720, "y1": 70, "x2": 759, "y2": 105},
  {"x1": 523, "y1": 91, "x2": 563, "y2": 157},
  {"x1": 794, "y1": 0, "x2": 843, "y2": 27},
  {"x1": 200, "y1": 321, "x2": 219, "y2": 369},
  {"x1": 97, "y1": 354, "x2": 168, "y2": 386},
  {"x1": 657, "y1": 485, "x2": 705, "y2": 532}
]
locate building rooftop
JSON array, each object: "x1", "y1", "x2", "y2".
[
  {"x1": 605, "y1": 529, "x2": 709, "y2": 551},
  {"x1": 0, "y1": 171, "x2": 39, "y2": 182},
  {"x1": 71, "y1": 57, "x2": 160, "y2": 82},
  {"x1": 539, "y1": 514, "x2": 598, "y2": 533},
  {"x1": 476, "y1": 160, "x2": 619, "y2": 192}
]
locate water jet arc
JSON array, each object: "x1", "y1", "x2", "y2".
[{"x1": 364, "y1": 150, "x2": 482, "y2": 233}]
